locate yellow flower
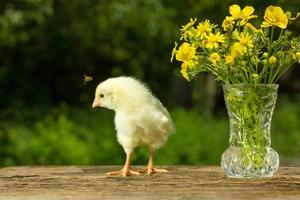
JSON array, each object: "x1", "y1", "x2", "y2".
[
  {"x1": 225, "y1": 54, "x2": 234, "y2": 64},
  {"x1": 262, "y1": 6, "x2": 288, "y2": 29},
  {"x1": 196, "y1": 20, "x2": 214, "y2": 38},
  {"x1": 181, "y1": 18, "x2": 197, "y2": 32},
  {"x1": 210, "y1": 53, "x2": 220, "y2": 64},
  {"x1": 180, "y1": 31, "x2": 193, "y2": 41},
  {"x1": 175, "y1": 43, "x2": 196, "y2": 62},
  {"x1": 293, "y1": 52, "x2": 300, "y2": 63},
  {"x1": 237, "y1": 32, "x2": 253, "y2": 49},
  {"x1": 222, "y1": 16, "x2": 235, "y2": 31},
  {"x1": 170, "y1": 42, "x2": 178, "y2": 62},
  {"x1": 231, "y1": 42, "x2": 246, "y2": 57},
  {"x1": 229, "y1": 4, "x2": 257, "y2": 25},
  {"x1": 205, "y1": 32, "x2": 225, "y2": 49},
  {"x1": 269, "y1": 56, "x2": 277, "y2": 64},
  {"x1": 181, "y1": 62, "x2": 190, "y2": 81},
  {"x1": 180, "y1": 18, "x2": 197, "y2": 40}
]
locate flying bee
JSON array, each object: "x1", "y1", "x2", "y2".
[{"x1": 84, "y1": 74, "x2": 93, "y2": 85}]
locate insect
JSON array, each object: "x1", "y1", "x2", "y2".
[{"x1": 84, "y1": 74, "x2": 93, "y2": 85}]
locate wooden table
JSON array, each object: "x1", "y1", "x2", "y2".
[{"x1": 0, "y1": 166, "x2": 299, "y2": 200}]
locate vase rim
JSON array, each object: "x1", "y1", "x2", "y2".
[
  {"x1": 223, "y1": 84, "x2": 279, "y2": 86},
  {"x1": 222, "y1": 84, "x2": 279, "y2": 90}
]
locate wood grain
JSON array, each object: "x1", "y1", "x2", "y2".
[{"x1": 0, "y1": 166, "x2": 299, "y2": 200}]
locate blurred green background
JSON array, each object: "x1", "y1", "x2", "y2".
[{"x1": 0, "y1": 0, "x2": 299, "y2": 167}]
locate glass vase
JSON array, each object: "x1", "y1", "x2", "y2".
[{"x1": 221, "y1": 84, "x2": 279, "y2": 178}]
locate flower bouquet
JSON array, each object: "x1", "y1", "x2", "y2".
[{"x1": 171, "y1": 5, "x2": 300, "y2": 178}]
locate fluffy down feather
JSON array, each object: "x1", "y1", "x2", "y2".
[{"x1": 93, "y1": 77, "x2": 175, "y2": 154}]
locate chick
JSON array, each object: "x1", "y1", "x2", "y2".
[{"x1": 92, "y1": 77, "x2": 175, "y2": 177}]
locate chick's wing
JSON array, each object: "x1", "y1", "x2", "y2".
[{"x1": 132, "y1": 106, "x2": 174, "y2": 135}]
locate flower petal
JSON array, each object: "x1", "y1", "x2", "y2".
[
  {"x1": 181, "y1": 63, "x2": 190, "y2": 81},
  {"x1": 263, "y1": 6, "x2": 288, "y2": 29},
  {"x1": 274, "y1": 6, "x2": 285, "y2": 16},
  {"x1": 278, "y1": 18, "x2": 288, "y2": 29},
  {"x1": 229, "y1": 4, "x2": 241, "y2": 18},
  {"x1": 242, "y1": 6, "x2": 255, "y2": 16},
  {"x1": 264, "y1": 6, "x2": 275, "y2": 22}
]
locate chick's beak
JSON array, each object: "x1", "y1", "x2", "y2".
[{"x1": 92, "y1": 98, "x2": 101, "y2": 108}]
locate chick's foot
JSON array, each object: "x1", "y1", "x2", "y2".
[
  {"x1": 107, "y1": 169, "x2": 140, "y2": 177},
  {"x1": 140, "y1": 167, "x2": 168, "y2": 175}
]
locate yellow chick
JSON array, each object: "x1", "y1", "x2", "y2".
[{"x1": 92, "y1": 77, "x2": 175, "y2": 177}]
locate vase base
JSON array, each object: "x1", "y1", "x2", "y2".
[
  {"x1": 221, "y1": 146, "x2": 279, "y2": 178},
  {"x1": 226, "y1": 174, "x2": 274, "y2": 179}
]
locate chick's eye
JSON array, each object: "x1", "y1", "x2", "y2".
[{"x1": 100, "y1": 94, "x2": 104, "y2": 98}]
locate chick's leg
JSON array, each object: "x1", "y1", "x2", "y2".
[
  {"x1": 106, "y1": 152, "x2": 140, "y2": 177},
  {"x1": 141, "y1": 148, "x2": 168, "y2": 175}
]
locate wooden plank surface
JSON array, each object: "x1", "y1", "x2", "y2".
[{"x1": 0, "y1": 166, "x2": 299, "y2": 200}]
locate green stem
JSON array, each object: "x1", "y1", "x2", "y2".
[
  {"x1": 266, "y1": 26, "x2": 275, "y2": 83},
  {"x1": 260, "y1": 64, "x2": 269, "y2": 83},
  {"x1": 268, "y1": 29, "x2": 285, "y2": 83},
  {"x1": 273, "y1": 62, "x2": 296, "y2": 83}
]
